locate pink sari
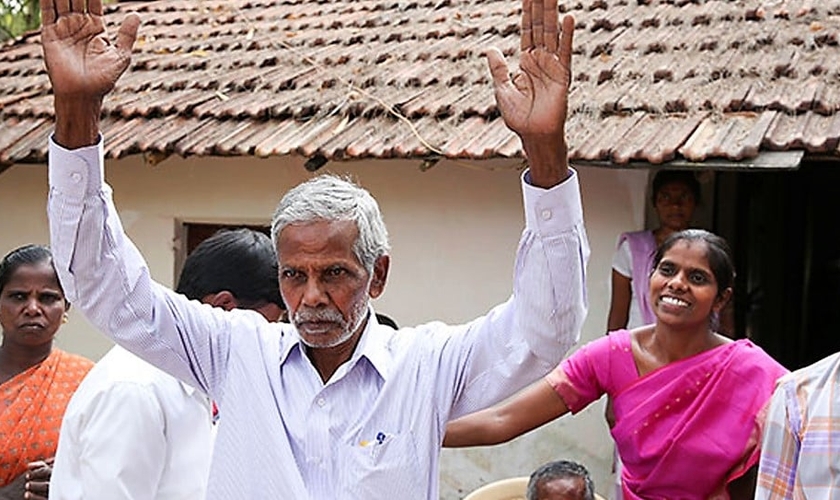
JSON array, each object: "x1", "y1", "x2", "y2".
[{"x1": 547, "y1": 330, "x2": 787, "y2": 499}]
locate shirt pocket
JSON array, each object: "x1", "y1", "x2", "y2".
[{"x1": 340, "y1": 431, "x2": 423, "y2": 498}]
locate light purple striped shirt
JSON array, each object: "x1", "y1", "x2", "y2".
[
  {"x1": 47, "y1": 138, "x2": 589, "y2": 500},
  {"x1": 757, "y1": 352, "x2": 840, "y2": 499}
]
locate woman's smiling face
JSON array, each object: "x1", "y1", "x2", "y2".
[{"x1": 649, "y1": 240, "x2": 726, "y2": 329}]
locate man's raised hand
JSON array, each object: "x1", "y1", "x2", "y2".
[
  {"x1": 488, "y1": 0, "x2": 573, "y2": 139},
  {"x1": 487, "y1": 0, "x2": 574, "y2": 187},
  {"x1": 40, "y1": 0, "x2": 140, "y2": 148}
]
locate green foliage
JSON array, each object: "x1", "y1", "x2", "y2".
[{"x1": 0, "y1": 0, "x2": 41, "y2": 41}]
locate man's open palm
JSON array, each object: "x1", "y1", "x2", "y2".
[
  {"x1": 487, "y1": 1, "x2": 574, "y2": 139},
  {"x1": 40, "y1": 0, "x2": 140, "y2": 98}
]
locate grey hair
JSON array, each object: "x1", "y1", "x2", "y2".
[
  {"x1": 271, "y1": 174, "x2": 390, "y2": 273},
  {"x1": 526, "y1": 460, "x2": 595, "y2": 500}
]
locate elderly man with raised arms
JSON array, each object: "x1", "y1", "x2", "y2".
[{"x1": 40, "y1": 0, "x2": 587, "y2": 497}]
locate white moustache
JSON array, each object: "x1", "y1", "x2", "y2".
[{"x1": 294, "y1": 309, "x2": 344, "y2": 324}]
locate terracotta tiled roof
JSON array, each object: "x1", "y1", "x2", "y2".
[{"x1": 2, "y1": 0, "x2": 840, "y2": 167}]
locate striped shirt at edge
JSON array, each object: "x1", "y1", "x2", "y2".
[{"x1": 757, "y1": 352, "x2": 840, "y2": 499}]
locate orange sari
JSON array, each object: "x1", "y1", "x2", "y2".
[{"x1": 0, "y1": 349, "x2": 93, "y2": 486}]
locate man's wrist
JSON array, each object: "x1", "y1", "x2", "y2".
[
  {"x1": 54, "y1": 95, "x2": 103, "y2": 149},
  {"x1": 521, "y1": 134, "x2": 569, "y2": 188}
]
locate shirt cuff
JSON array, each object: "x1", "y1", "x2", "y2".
[
  {"x1": 521, "y1": 168, "x2": 583, "y2": 235},
  {"x1": 48, "y1": 134, "x2": 105, "y2": 198}
]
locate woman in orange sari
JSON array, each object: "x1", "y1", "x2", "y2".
[{"x1": 0, "y1": 245, "x2": 93, "y2": 500}]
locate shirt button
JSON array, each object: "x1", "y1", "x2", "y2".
[
  {"x1": 316, "y1": 397, "x2": 326, "y2": 407},
  {"x1": 70, "y1": 172, "x2": 82, "y2": 183},
  {"x1": 541, "y1": 209, "x2": 552, "y2": 220}
]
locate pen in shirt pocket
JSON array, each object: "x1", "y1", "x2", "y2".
[{"x1": 359, "y1": 431, "x2": 390, "y2": 447}]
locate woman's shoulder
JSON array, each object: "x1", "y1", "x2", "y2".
[
  {"x1": 584, "y1": 329, "x2": 633, "y2": 355},
  {"x1": 53, "y1": 349, "x2": 95, "y2": 371},
  {"x1": 729, "y1": 339, "x2": 788, "y2": 377}
]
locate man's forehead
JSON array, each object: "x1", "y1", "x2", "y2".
[
  {"x1": 277, "y1": 224, "x2": 363, "y2": 270},
  {"x1": 278, "y1": 220, "x2": 356, "y2": 249},
  {"x1": 277, "y1": 219, "x2": 357, "y2": 243}
]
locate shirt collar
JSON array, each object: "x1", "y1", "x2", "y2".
[
  {"x1": 179, "y1": 380, "x2": 198, "y2": 396},
  {"x1": 278, "y1": 306, "x2": 394, "y2": 382}
]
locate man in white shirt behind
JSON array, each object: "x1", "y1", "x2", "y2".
[{"x1": 51, "y1": 229, "x2": 285, "y2": 500}]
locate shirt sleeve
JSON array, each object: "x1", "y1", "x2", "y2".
[
  {"x1": 47, "y1": 137, "x2": 246, "y2": 398},
  {"x1": 445, "y1": 168, "x2": 589, "y2": 420},
  {"x1": 755, "y1": 377, "x2": 800, "y2": 500},
  {"x1": 74, "y1": 384, "x2": 167, "y2": 500},
  {"x1": 612, "y1": 236, "x2": 632, "y2": 277}
]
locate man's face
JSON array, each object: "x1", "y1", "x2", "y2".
[
  {"x1": 534, "y1": 476, "x2": 587, "y2": 500},
  {"x1": 277, "y1": 220, "x2": 385, "y2": 349}
]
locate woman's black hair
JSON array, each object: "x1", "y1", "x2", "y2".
[
  {"x1": 652, "y1": 229, "x2": 735, "y2": 299},
  {"x1": 0, "y1": 244, "x2": 62, "y2": 295},
  {"x1": 651, "y1": 170, "x2": 702, "y2": 205}
]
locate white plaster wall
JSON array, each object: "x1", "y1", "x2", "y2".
[{"x1": 0, "y1": 155, "x2": 649, "y2": 499}]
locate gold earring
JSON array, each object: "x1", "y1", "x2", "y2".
[{"x1": 61, "y1": 313, "x2": 69, "y2": 324}]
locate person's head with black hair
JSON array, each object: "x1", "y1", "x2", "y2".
[
  {"x1": 0, "y1": 244, "x2": 70, "y2": 352},
  {"x1": 176, "y1": 228, "x2": 285, "y2": 322},
  {"x1": 526, "y1": 460, "x2": 595, "y2": 500},
  {"x1": 650, "y1": 170, "x2": 700, "y2": 235}
]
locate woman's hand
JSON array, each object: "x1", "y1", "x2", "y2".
[
  {"x1": 0, "y1": 473, "x2": 27, "y2": 500},
  {"x1": 23, "y1": 459, "x2": 53, "y2": 500}
]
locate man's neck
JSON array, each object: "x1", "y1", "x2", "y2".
[{"x1": 306, "y1": 327, "x2": 365, "y2": 383}]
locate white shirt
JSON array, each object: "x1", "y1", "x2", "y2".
[
  {"x1": 47, "y1": 138, "x2": 589, "y2": 500},
  {"x1": 611, "y1": 237, "x2": 646, "y2": 329},
  {"x1": 51, "y1": 346, "x2": 214, "y2": 500}
]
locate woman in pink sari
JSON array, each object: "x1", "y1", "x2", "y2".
[{"x1": 444, "y1": 230, "x2": 787, "y2": 499}]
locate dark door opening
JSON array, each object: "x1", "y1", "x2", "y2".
[{"x1": 716, "y1": 162, "x2": 840, "y2": 370}]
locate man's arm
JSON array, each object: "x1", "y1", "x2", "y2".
[
  {"x1": 438, "y1": 0, "x2": 587, "y2": 421},
  {"x1": 42, "y1": 0, "x2": 245, "y2": 395},
  {"x1": 51, "y1": 384, "x2": 167, "y2": 500},
  {"x1": 439, "y1": 167, "x2": 586, "y2": 421},
  {"x1": 755, "y1": 379, "x2": 799, "y2": 500}
]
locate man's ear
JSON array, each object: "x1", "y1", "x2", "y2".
[
  {"x1": 369, "y1": 255, "x2": 390, "y2": 299},
  {"x1": 203, "y1": 291, "x2": 238, "y2": 311}
]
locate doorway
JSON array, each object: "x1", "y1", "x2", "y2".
[{"x1": 715, "y1": 161, "x2": 840, "y2": 370}]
